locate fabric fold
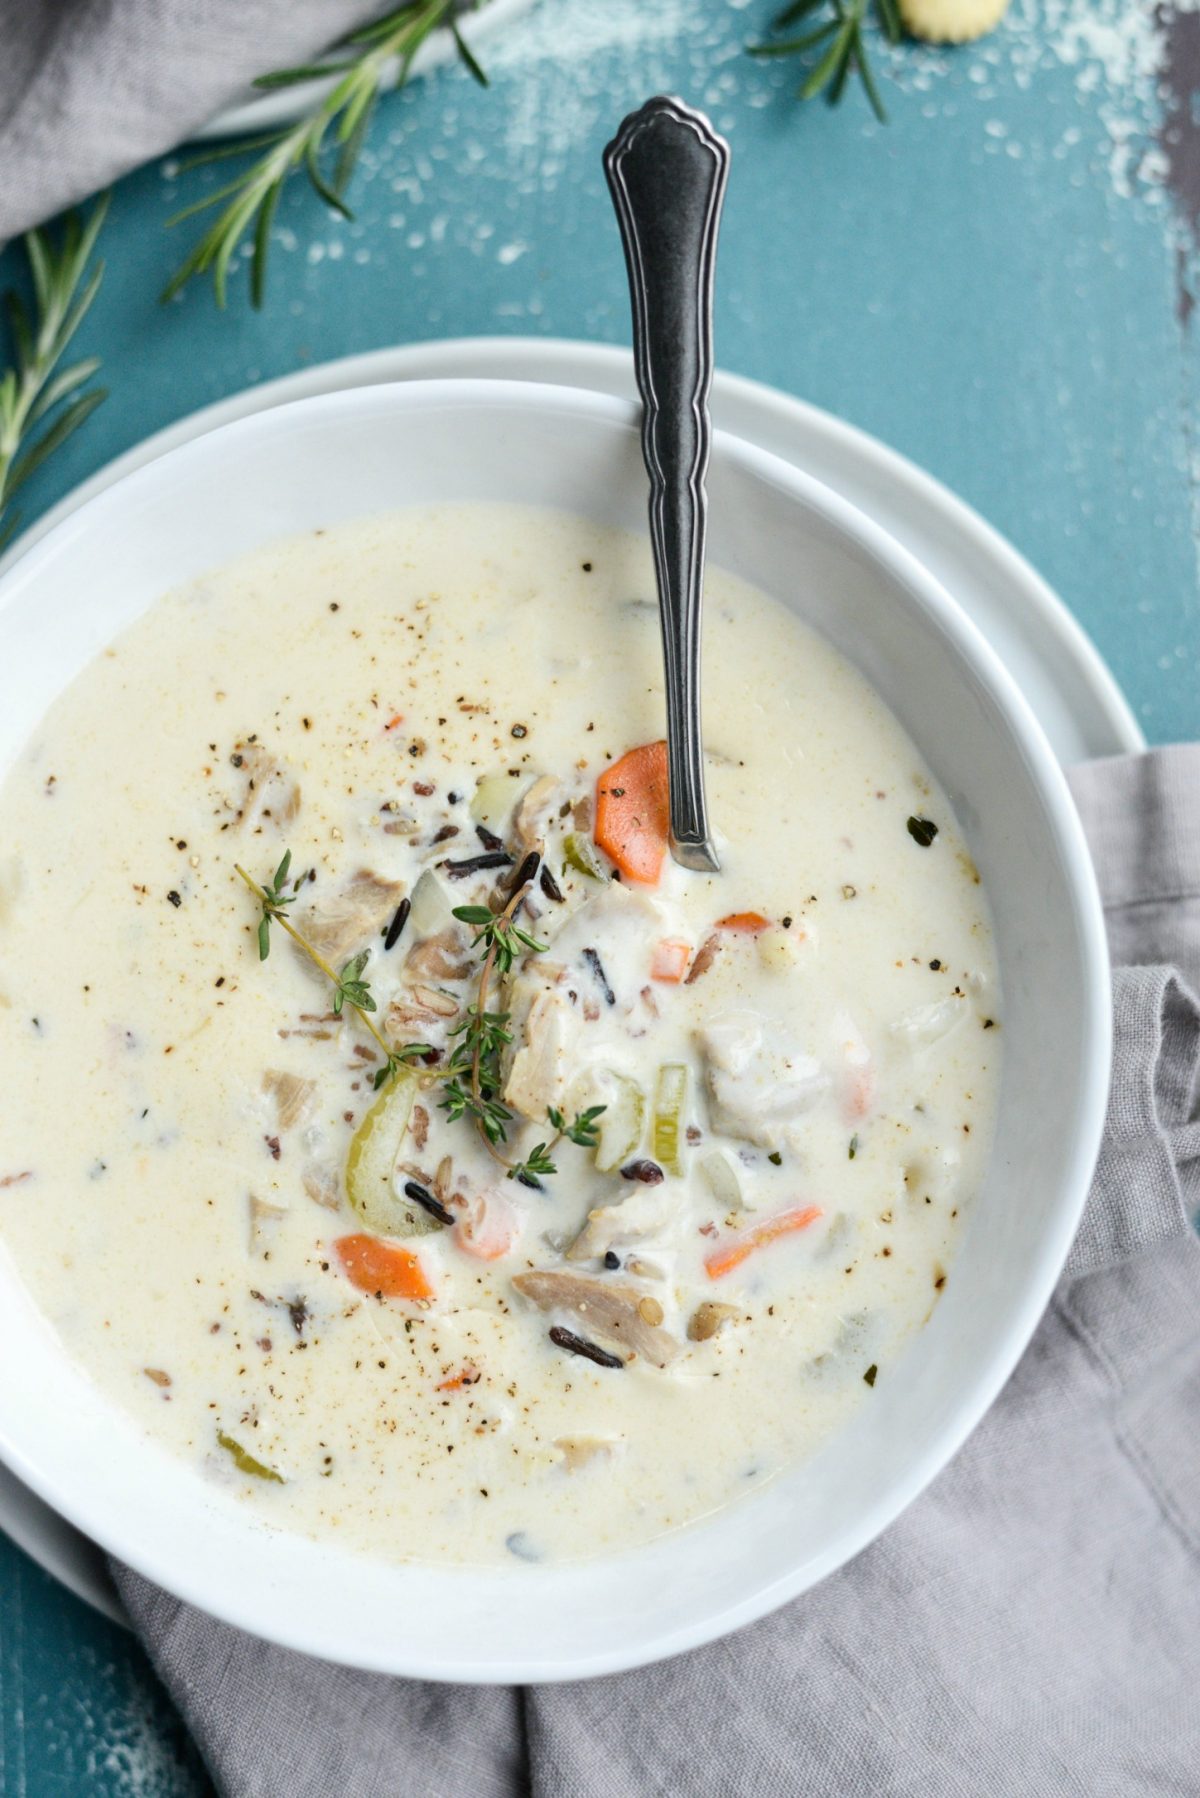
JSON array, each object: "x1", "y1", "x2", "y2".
[
  {"x1": 1064, "y1": 965, "x2": 1200, "y2": 1280},
  {"x1": 0, "y1": 0, "x2": 381, "y2": 242}
]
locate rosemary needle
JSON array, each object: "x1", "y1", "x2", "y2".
[
  {"x1": 164, "y1": 0, "x2": 489, "y2": 309},
  {"x1": 0, "y1": 197, "x2": 109, "y2": 552},
  {"x1": 749, "y1": 0, "x2": 901, "y2": 123}
]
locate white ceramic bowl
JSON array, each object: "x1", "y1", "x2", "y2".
[{"x1": 0, "y1": 381, "x2": 1110, "y2": 1680}]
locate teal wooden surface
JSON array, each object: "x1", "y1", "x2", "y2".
[{"x1": 1, "y1": 0, "x2": 1197, "y2": 1789}]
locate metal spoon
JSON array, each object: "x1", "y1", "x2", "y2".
[{"x1": 604, "y1": 96, "x2": 729, "y2": 875}]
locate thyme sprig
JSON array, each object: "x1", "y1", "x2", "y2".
[
  {"x1": 235, "y1": 857, "x2": 430, "y2": 1087},
  {"x1": 237, "y1": 846, "x2": 603, "y2": 1161},
  {"x1": 252, "y1": 848, "x2": 298, "y2": 959},
  {"x1": 451, "y1": 903, "x2": 547, "y2": 974},
  {"x1": 749, "y1": 0, "x2": 900, "y2": 123},
  {"x1": 441, "y1": 858, "x2": 603, "y2": 1184},
  {"x1": 0, "y1": 198, "x2": 109, "y2": 551},
  {"x1": 164, "y1": 0, "x2": 489, "y2": 308},
  {"x1": 516, "y1": 1105, "x2": 606, "y2": 1185},
  {"x1": 442, "y1": 1006, "x2": 513, "y2": 1144},
  {"x1": 333, "y1": 948, "x2": 375, "y2": 1016}
]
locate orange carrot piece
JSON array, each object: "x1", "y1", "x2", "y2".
[
  {"x1": 594, "y1": 741, "x2": 670, "y2": 885},
  {"x1": 703, "y1": 1205, "x2": 823, "y2": 1280},
  {"x1": 716, "y1": 912, "x2": 772, "y2": 933},
  {"x1": 384, "y1": 712, "x2": 404, "y2": 731},
  {"x1": 651, "y1": 938, "x2": 691, "y2": 982},
  {"x1": 334, "y1": 1233, "x2": 433, "y2": 1301},
  {"x1": 436, "y1": 1367, "x2": 480, "y2": 1392}
]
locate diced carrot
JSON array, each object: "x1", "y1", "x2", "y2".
[
  {"x1": 594, "y1": 741, "x2": 670, "y2": 885},
  {"x1": 703, "y1": 1204, "x2": 823, "y2": 1280},
  {"x1": 454, "y1": 1190, "x2": 518, "y2": 1261},
  {"x1": 334, "y1": 1232, "x2": 433, "y2": 1301},
  {"x1": 384, "y1": 712, "x2": 404, "y2": 731},
  {"x1": 651, "y1": 938, "x2": 691, "y2": 982},
  {"x1": 716, "y1": 911, "x2": 771, "y2": 933},
  {"x1": 436, "y1": 1366, "x2": 481, "y2": 1391}
]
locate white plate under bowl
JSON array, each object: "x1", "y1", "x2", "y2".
[
  {"x1": 0, "y1": 379, "x2": 1110, "y2": 1677},
  {"x1": 0, "y1": 338, "x2": 1136, "y2": 1630}
]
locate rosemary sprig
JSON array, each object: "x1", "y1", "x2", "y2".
[
  {"x1": 0, "y1": 198, "x2": 108, "y2": 552},
  {"x1": 234, "y1": 857, "x2": 430, "y2": 1088},
  {"x1": 749, "y1": 0, "x2": 900, "y2": 123},
  {"x1": 164, "y1": 0, "x2": 489, "y2": 309}
]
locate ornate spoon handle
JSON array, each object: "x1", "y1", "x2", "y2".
[{"x1": 604, "y1": 96, "x2": 729, "y2": 874}]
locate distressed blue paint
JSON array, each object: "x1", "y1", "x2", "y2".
[
  {"x1": 0, "y1": 0, "x2": 1197, "y2": 1786},
  {"x1": 0, "y1": 1536, "x2": 212, "y2": 1796}
]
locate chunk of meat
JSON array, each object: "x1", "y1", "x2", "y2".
[
  {"x1": 385, "y1": 984, "x2": 459, "y2": 1049},
  {"x1": 302, "y1": 1165, "x2": 340, "y2": 1211},
  {"x1": 500, "y1": 883, "x2": 674, "y2": 1118},
  {"x1": 685, "y1": 933, "x2": 722, "y2": 984},
  {"x1": 403, "y1": 929, "x2": 472, "y2": 982},
  {"x1": 514, "y1": 774, "x2": 559, "y2": 850},
  {"x1": 262, "y1": 1069, "x2": 316, "y2": 1132},
  {"x1": 502, "y1": 981, "x2": 580, "y2": 1121},
  {"x1": 555, "y1": 1435, "x2": 624, "y2": 1471},
  {"x1": 700, "y1": 1011, "x2": 828, "y2": 1149},
  {"x1": 513, "y1": 1269, "x2": 680, "y2": 1367},
  {"x1": 300, "y1": 871, "x2": 406, "y2": 968},
  {"x1": 234, "y1": 742, "x2": 301, "y2": 831},
  {"x1": 567, "y1": 1184, "x2": 674, "y2": 1262},
  {"x1": 548, "y1": 882, "x2": 671, "y2": 1008},
  {"x1": 248, "y1": 1192, "x2": 288, "y2": 1255},
  {"x1": 891, "y1": 994, "x2": 967, "y2": 1048}
]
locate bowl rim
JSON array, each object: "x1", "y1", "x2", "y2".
[{"x1": 0, "y1": 377, "x2": 1112, "y2": 1679}]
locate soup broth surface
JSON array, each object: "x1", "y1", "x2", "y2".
[{"x1": 0, "y1": 504, "x2": 999, "y2": 1565}]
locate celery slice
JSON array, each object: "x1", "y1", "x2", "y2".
[
  {"x1": 652, "y1": 1064, "x2": 689, "y2": 1175},
  {"x1": 593, "y1": 1072, "x2": 646, "y2": 1173},
  {"x1": 218, "y1": 1430, "x2": 283, "y2": 1483},
  {"x1": 563, "y1": 832, "x2": 608, "y2": 880},
  {"x1": 344, "y1": 1072, "x2": 437, "y2": 1237},
  {"x1": 470, "y1": 772, "x2": 519, "y2": 832}
]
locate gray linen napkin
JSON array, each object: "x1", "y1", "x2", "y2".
[
  {"x1": 0, "y1": 0, "x2": 382, "y2": 242},
  {"x1": 112, "y1": 743, "x2": 1200, "y2": 1797}
]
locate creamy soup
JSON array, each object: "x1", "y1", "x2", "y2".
[{"x1": 0, "y1": 505, "x2": 999, "y2": 1566}]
